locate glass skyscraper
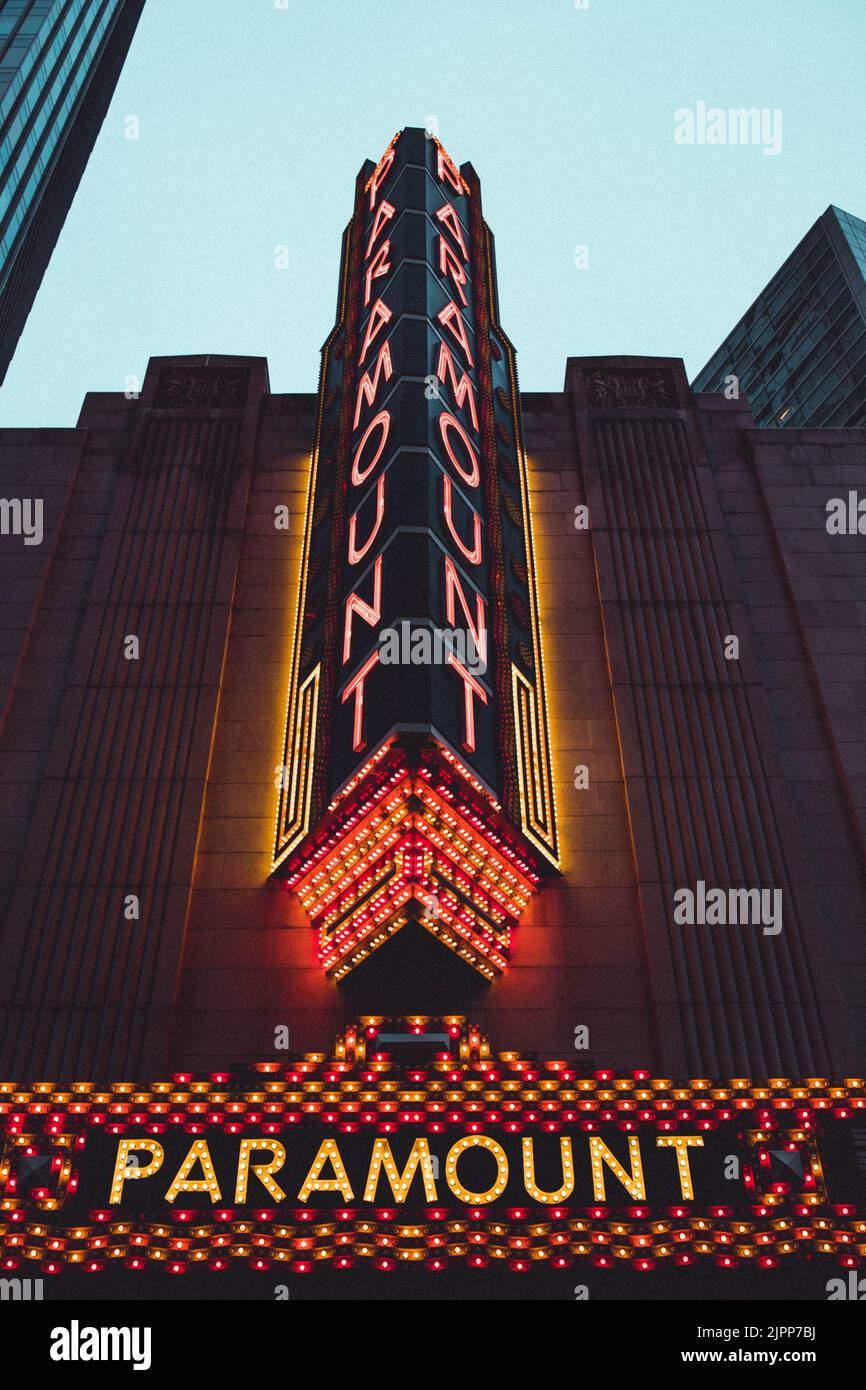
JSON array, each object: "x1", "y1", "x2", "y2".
[
  {"x1": 693, "y1": 205, "x2": 866, "y2": 428},
  {"x1": 0, "y1": 0, "x2": 144, "y2": 385}
]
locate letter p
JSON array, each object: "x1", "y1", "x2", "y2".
[{"x1": 109, "y1": 1139, "x2": 164, "y2": 1204}]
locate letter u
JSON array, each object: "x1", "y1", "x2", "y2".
[
  {"x1": 348, "y1": 474, "x2": 386, "y2": 564},
  {"x1": 443, "y1": 474, "x2": 481, "y2": 564}
]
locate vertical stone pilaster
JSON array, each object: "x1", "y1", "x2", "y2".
[
  {"x1": 0, "y1": 356, "x2": 268, "y2": 1080},
  {"x1": 567, "y1": 357, "x2": 848, "y2": 1075}
]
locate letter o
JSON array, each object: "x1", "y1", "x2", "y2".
[
  {"x1": 352, "y1": 409, "x2": 391, "y2": 485},
  {"x1": 438, "y1": 411, "x2": 479, "y2": 487},
  {"x1": 445, "y1": 1135, "x2": 508, "y2": 1204}
]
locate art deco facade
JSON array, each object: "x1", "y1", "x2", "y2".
[
  {"x1": 1, "y1": 351, "x2": 865, "y2": 1080},
  {"x1": 0, "y1": 130, "x2": 864, "y2": 1084},
  {"x1": 2, "y1": 130, "x2": 866, "y2": 1297}
]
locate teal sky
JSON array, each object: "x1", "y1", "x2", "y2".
[{"x1": 1, "y1": 0, "x2": 864, "y2": 426}]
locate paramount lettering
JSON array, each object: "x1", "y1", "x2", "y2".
[{"x1": 107, "y1": 1132, "x2": 707, "y2": 1207}]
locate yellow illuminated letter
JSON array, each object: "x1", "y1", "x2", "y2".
[
  {"x1": 445, "y1": 1135, "x2": 508, "y2": 1204},
  {"x1": 298, "y1": 1138, "x2": 354, "y2": 1203},
  {"x1": 165, "y1": 1139, "x2": 222, "y2": 1204},
  {"x1": 588, "y1": 1135, "x2": 646, "y2": 1202},
  {"x1": 656, "y1": 1135, "x2": 704, "y2": 1200},
  {"x1": 363, "y1": 1137, "x2": 438, "y2": 1203},
  {"x1": 522, "y1": 1136, "x2": 575, "y2": 1203},
  {"x1": 234, "y1": 1139, "x2": 288, "y2": 1204},
  {"x1": 109, "y1": 1139, "x2": 164, "y2": 1205}
]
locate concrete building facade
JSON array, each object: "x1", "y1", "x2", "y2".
[{"x1": 2, "y1": 350, "x2": 865, "y2": 1083}]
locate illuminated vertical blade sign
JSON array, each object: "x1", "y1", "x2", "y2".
[{"x1": 273, "y1": 129, "x2": 558, "y2": 981}]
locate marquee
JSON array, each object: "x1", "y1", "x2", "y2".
[
  {"x1": 2, "y1": 1020, "x2": 865, "y2": 1280},
  {"x1": 272, "y1": 129, "x2": 558, "y2": 981}
]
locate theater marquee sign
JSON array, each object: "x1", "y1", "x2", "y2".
[
  {"x1": 1, "y1": 1021, "x2": 865, "y2": 1280},
  {"x1": 2, "y1": 132, "x2": 862, "y2": 1296},
  {"x1": 272, "y1": 128, "x2": 558, "y2": 981}
]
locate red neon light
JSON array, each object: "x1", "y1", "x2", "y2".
[
  {"x1": 353, "y1": 340, "x2": 393, "y2": 428},
  {"x1": 443, "y1": 475, "x2": 482, "y2": 564},
  {"x1": 436, "y1": 342, "x2": 478, "y2": 431},
  {"x1": 359, "y1": 298, "x2": 392, "y2": 365},
  {"x1": 438, "y1": 411, "x2": 479, "y2": 487},
  {"x1": 364, "y1": 239, "x2": 391, "y2": 307},
  {"x1": 341, "y1": 649, "x2": 380, "y2": 751},
  {"x1": 447, "y1": 653, "x2": 488, "y2": 753},
  {"x1": 348, "y1": 474, "x2": 386, "y2": 565},
  {"x1": 435, "y1": 202, "x2": 468, "y2": 261},
  {"x1": 343, "y1": 554, "x2": 383, "y2": 663},
  {"x1": 438, "y1": 236, "x2": 468, "y2": 307},
  {"x1": 274, "y1": 133, "x2": 561, "y2": 965},
  {"x1": 437, "y1": 300, "x2": 474, "y2": 366},
  {"x1": 283, "y1": 742, "x2": 542, "y2": 978},
  {"x1": 368, "y1": 146, "x2": 395, "y2": 210},
  {"x1": 445, "y1": 556, "x2": 486, "y2": 663},
  {"x1": 352, "y1": 410, "x2": 390, "y2": 485},
  {"x1": 367, "y1": 199, "x2": 395, "y2": 257},
  {"x1": 436, "y1": 147, "x2": 462, "y2": 194}
]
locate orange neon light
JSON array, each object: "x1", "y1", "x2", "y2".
[
  {"x1": 437, "y1": 300, "x2": 473, "y2": 367},
  {"x1": 353, "y1": 340, "x2": 393, "y2": 428},
  {"x1": 343, "y1": 554, "x2": 383, "y2": 664},
  {"x1": 500, "y1": 325, "x2": 560, "y2": 868},
  {"x1": 438, "y1": 410, "x2": 479, "y2": 486},
  {"x1": 447, "y1": 652, "x2": 488, "y2": 752},
  {"x1": 359, "y1": 297, "x2": 392, "y2": 364},
  {"x1": 348, "y1": 474, "x2": 386, "y2": 565},
  {"x1": 368, "y1": 143, "x2": 396, "y2": 209},
  {"x1": 352, "y1": 409, "x2": 390, "y2": 485},
  {"x1": 273, "y1": 129, "x2": 559, "y2": 983},
  {"x1": 367, "y1": 198, "x2": 395, "y2": 256},
  {"x1": 364, "y1": 239, "x2": 391, "y2": 307},
  {"x1": 444, "y1": 556, "x2": 486, "y2": 664},
  {"x1": 436, "y1": 342, "x2": 478, "y2": 432},
  {"x1": 438, "y1": 235, "x2": 468, "y2": 306},
  {"x1": 442, "y1": 475, "x2": 482, "y2": 564},
  {"x1": 435, "y1": 201, "x2": 468, "y2": 261},
  {"x1": 341, "y1": 648, "x2": 380, "y2": 751},
  {"x1": 436, "y1": 145, "x2": 462, "y2": 194},
  {"x1": 285, "y1": 752, "x2": 539, "y2": 980}
]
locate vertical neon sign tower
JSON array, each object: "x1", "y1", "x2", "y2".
[{"x1": 273, "y1": 129, "x2": 557, "y2": 981}]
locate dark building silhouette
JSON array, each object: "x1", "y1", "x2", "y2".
[
  {"x1": 0, "y1": 0, "x2": 145, "y2": 386},
  {"x1": 693, "y1": 206, "x2": 866, "y2": 428}
]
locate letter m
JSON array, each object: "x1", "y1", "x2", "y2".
[
  {"x1": 353, "y1": 341, "x2": 393, "y2": 428},
  {"x1": 436, "y1": 342, "x2": 478, "y2": 431}
]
